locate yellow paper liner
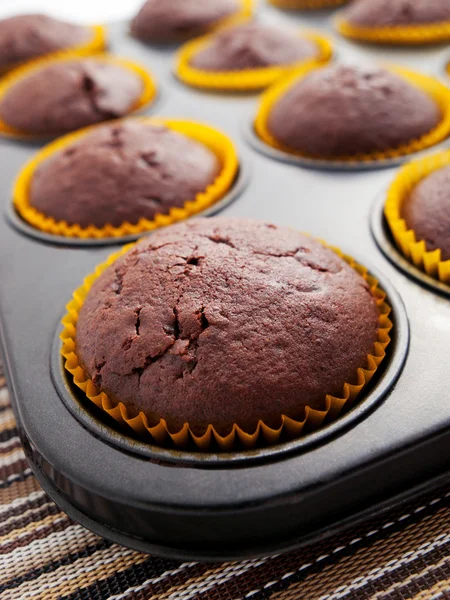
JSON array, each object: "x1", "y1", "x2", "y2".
[
  {"x1": 0, "y1": 52, "x2": 157, "y2": 140},
  {"x1": 269, "y1": 0, "x2": 347, "y2": 9},
  {"x1": 254, "y1": 63, "x2": 450, "y2": 165},
  {"x1": 335, "y1": 16, "x2": 450, "y2": 46},
  {"x1": 384, "y1": 150, "x2": 450, "y2": 285},
  {"x1": 176, "y1": 30, "x2": 333, "y2": 92},
  {"x1": 0, "y1": 24, "x2": 106, "y2": 75},
  {"x1": 13, "y1": 117, "x2": 239, "y2": 239},
  {"x1": 60, "y1": 242, "x2": 392, "y2": 452}
]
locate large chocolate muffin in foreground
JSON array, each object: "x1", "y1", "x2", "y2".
[
  {"x1": 341, "y1": 0, "x2": 450, "y2": 28},
  {"x1": 403, "y1": 165, "x2": 450, "y2": 261},
  {"x1": 0, "y1": 14, "x2": 91, "y2": 71},
  {"x1": 266, "y1": 65, "x2": 441, "y2": 158},
  {"x1": 131, "y1": 0, "x2": 241, "y2": 42},
  {"x1": 29, "y1": 121, "x2": 220, "y2": 228},
  {"x1": 76, "y1": 218, "x2": 380, "y2": 435},
  {"x1": 190, "y1": 22, "x2": 317, "y2": 72},
  {"x1": 0, "y1": 59, "x2": 143, "y2": 135}
]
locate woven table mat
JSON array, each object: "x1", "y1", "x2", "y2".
[{"x1": 0, "y1": 364, "x2": 449, "y2": 600}]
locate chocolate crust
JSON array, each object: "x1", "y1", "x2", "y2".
[
  {"x1": 76, "y1": 218, "x2": 380, "y2": 435},
  {"x1": 0, "y1": 59, "x2": 143, "y2": 135},
  {"x1": 342, "y1": 0, "x2": 450, "y2": 28},
  {"x1": 0, "y1": 14, "x2": 91, "y2": 71},
  {"x1": 190, "y1": 23, "x2": 317, "y2": 72},
  {"x1": 29, "y1": 121, "x2": 220, "y2": 228},
  {"x1": 131, "y1": 0, "x2": 240, "y2": 42},
  {"x1": 266, "y1": 65, "x2": 441, "y2": 158}
]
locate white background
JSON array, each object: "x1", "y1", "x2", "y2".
[{"x1": 0, "y1": 0, "x2": 143, "y2": 22}]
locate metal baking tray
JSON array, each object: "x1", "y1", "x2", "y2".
[{"x1": 1, "y1": 8, "x2": 450, "y2": 561}]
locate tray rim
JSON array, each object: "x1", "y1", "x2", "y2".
[{"x1": 20, "y1": 422, "x2": 450, "y2": 561}]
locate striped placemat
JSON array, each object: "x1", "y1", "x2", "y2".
[{"x1": 0, "y1": 363, "x2": 449, "y2": 600}]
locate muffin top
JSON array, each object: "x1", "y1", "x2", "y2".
[
  {"x1": 76, "y1": 218, "x2": 379, "y2": 435},
  {"x1": 403, "y1": 165, "x2": 450, "y2": 261},
  {"x1": 266, "y1": 65, "x2": 440, "y2": 158},
  {"x1": 190, "y1": 22, "x2": 317, "y2": 72},
  {"x1": 0, "y1": 59, "x2": 144, "y2": 135},
  {"x1": 29, "y1": 121, "x2": 220, "y2": 228},
  {"x1": 342, "y1": 0, "x2": 450, "y2": 27},
  {"x1": 131, "y1": 0, "x2": 240, "y2": 42},
  {"x1": 0, "y1": 14, "x2": 91, "y2": 71}
]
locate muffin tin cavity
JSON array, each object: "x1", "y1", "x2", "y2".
[
  {"x1": 6, "y1": 158, "x2": 249, "y2": 247},
  {"x1": 371, "y1": 192, "x2": 450, "y2": 298},
  {"x1": 243, "y1": 118, "x2": 441, "y2": 171},
  {"x1": 245, "y1": 64, "x2": 450, "y2": 171},
  {"x1": 51, "y1": 267, "x2": 409, "y2": 467},
  {"x1": 243, "y1": 114, "x2": 450, "y2": 172}
]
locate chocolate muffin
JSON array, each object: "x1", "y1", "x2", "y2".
[
  {"x1": 403, "y1": 166, "x2": 450, "y2": 261},
  {"x1": 29, "y1": 121, "x2": 220, "y2": 228},
  {"x1": 131, "y1": 0, "x2": 241, "y2": 42},
  {"x1": 341, "y1": 0, "x2": 450, "y2": 28},
  {"x1": 75, "y1": 218, "x2": 380, "y2": 435},
  {"x1": 266, "y1": 65, "x2": 441, "y2": 158},
  {"x1": 0, "y1": 14, "x2": 91, "y2": 71},
  {"x1": 189, "y1": 23, "x2": 317, "y2": 72},
  {"x1": 0, "y1": 59, "x2": 144, "y2": 135}
]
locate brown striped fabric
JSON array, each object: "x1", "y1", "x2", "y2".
[{"x1": 0, "y1": 368, "x2": 449, "y2": 599}]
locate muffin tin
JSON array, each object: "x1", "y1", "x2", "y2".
[{"x1": 0, "y1": 10, "x2": 450, "y2": 561}]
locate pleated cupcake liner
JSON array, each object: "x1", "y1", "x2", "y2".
[
  {"x1": 335, "y1": 16, "x2": 450, "y2": 45},
  {"x1": 13, "y1": 117, "x2": 239, "y2": 239},
  {"x1": 384, "y1": 150, "x2": 450, "y2": 285},
  {"x1": 60, "y1": 242, "x2": 392, "y2": 452},
  {"x1": 0, "y1": 52, "x2": 157, "y2": 140},
  {"x1": 254, "y1": 63, "x2": 450, "y2": 166},
  {"x1": 176, "y1": 30, "x2": 333, "y2": 92},
  {"x1": 0, "y1": 24, "x2": 107, "y2": 75},
  {"x1": 269, "y1": 0, "x2": 347, "y2": 10}
]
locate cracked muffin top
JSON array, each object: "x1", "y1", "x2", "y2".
[
  {"x1": 0, "y1": 14, "x2": 91, "y2": 71},
  {"x1": 403, "y1": 165, "x2": 450, "y2": 261},
  {"x1": 0, "y1": 58, "x2": 143, "y2": 135},
  {"x1": 266, "y1": 65, "x2": 441, "y2": 158},
  {"x1": 131, "y1": 0, "x2": 240, "y2": 42},
  {"x1": 341, "y1": 0, "x2": 450, "y2": 28},
  {"x1": 76, "y1": 218, "x2": 380, "y2": 435},
  {"x1": 29, "y1": 120, "x2": 220, "y2": 228},
  {"x1": 189, "y1": 22, "x2": 317, "y2": 72}
]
